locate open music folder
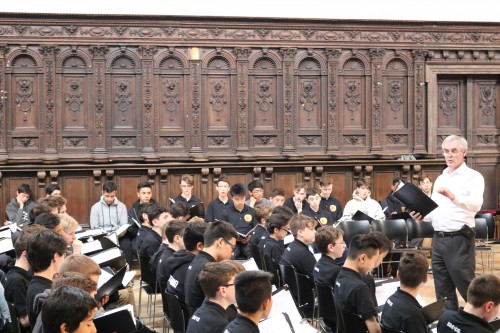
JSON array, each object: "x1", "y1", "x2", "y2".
[
  {"x1": 393, "y1": 182, "x2": 438, "y2": 217},
  {"x1": 93, "y1": 304, "x2": 136, "y2": 333}
]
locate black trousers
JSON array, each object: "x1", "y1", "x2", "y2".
[{"x1": 432, "y1": 233, "x2": 475, "y2": 310}]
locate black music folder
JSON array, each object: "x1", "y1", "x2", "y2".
[
  {"x1": 421, "y1": 298, "x2": 446, "y2": 325},
  {"x1": 95, "y1": 265, "x2": 126, "y2": 302},
  {"x1": 393, "y1": 182, "x2": 438, "y2": 217},
  {"x1": 93, "y1": 304, "x2": 136, "y2": 333},
  {"x1": 187, "y1": 202, "x2": 205, "y2": 220},
  {"x1": 352, "y1": 210, "x2": 374, "y2": 222},
  {"x1": 388, "y1": 212, "x2": 412, "y2": 220},
  {"x1": 89, "y1": 247, "x2": 126, "y2": 270}
]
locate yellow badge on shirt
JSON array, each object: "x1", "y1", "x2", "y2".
[
  {"x1": 320, "y1": 217, "x2": 328, "y2": 225},
  {"x1": 244, "y1": 214, "x2": 252, "y2": 222},
  {"x1": 330, "y1": 205, "x2": 337, "y2": 212}
]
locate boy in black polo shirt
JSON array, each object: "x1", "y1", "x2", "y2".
[
  {"x1": 334, "y1": 233, "x2": 385, "y2": 333},
  {"x1": 381, "y1": 252, "x2": 429, "y2": 333},
  {"x1": 223, "y1": 270, "x2": 273, "y2": 333},
  {"x1": 301, "y1": 189, "x2": 334, "y2": 227},
  {"x1": 438, "y1": 274, "x2": 500, "y2": 333},
  {"x1": 187, "y1": 260, "x2": 244, "y2": 333},
  {"x1": 318, "y1": 176, "x2": 344, "y2": 222},
  {"x1": 185, "y1": 221, "x2": 238, "y2": 308},
  {"x1": 314, "y1": 226, "x2": 346, "y2": 286},
  {"x1": 221, "y1": 183, "x2": 257, "y2": 260},
  {"x1": 279, "y1": 214, "x2": 316, "y2": 285},
  {"x1": 205, "y1": 176, "x2": 232, "y2": 222},
  {"x1": 249, "y1": 205, "x2": 272, "y2": 250}
]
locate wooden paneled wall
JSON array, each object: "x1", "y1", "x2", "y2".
[{"x1": 0, "y1": 13, "x2": 498, "y2": 224}]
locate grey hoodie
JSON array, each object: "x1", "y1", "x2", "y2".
[{"x1": 89, "y1": 196, "x2": 128, "y2": 232}]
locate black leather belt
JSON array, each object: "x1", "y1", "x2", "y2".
[{"x1": 434, "y1": 231, "x2": 462, "y2": 238}]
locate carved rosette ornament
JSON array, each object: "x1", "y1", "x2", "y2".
[
  {"x1": 439, "y1": 86, "x2": 457, "y2": 125},
  {"x1": 345, "y1": 81, "x2": 361, "y2": 121},
  {"x1": 16, "y1": 78, "x2": 34, "y2": 121},
  {"x1": 114, "y1": 81, "x2": 132, "y2": 122},
  {"x1": 387, "y1": 81, "x2": 403, "y2": 119},
  {"x1": 66, "y1": 80, "x2": 83, "y2": 121},
  {"x1": 256, "y1": 80, "x2": 273, "y2": 121}
]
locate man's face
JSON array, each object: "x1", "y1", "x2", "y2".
[
  {"x1": 216, "y1": 181, "x2": 230, "y2": 197},
  {"x1": 102, "y1": 191, "x2": 116, "y2": 205},
  {"x1": 307, "y1": 194, "x2": 321, "y2": 210},
  {"x1": 271, "y1": 195, "x2": 285, "y2": 208},
  {"x1": 442, "y1": 139, "x2": 466, "y2": 172},
  {"x1": 250, "y1": 188, "x2": 264, "y2": 202},
  {"x1": 357, "y1": 186, "x2": 370, "y2": 200},
  {"x1": 319, "y1": 185, "x2": 333, "y2": 199},
  {"x1": 137, "y1": 187, "x2": 152, "y2": 203},
  {"x1": 293, "y1": 188, "x2": 307, "y2": 202},
  {"x1": 232, "y1": 195, "x2": 246, "y2": 211}
]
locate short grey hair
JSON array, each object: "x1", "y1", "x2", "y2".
[{"x1": 442, "y1": 135, "x2": 468, "y2": 151}]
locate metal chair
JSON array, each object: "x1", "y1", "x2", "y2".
[
  {"x1": 475, "y1": 217, "x2": 494, "y2": 273},
  {"x1": 263, "y1": 254, "x2": 281, "y2": 287},
  {"x1": 137, "y1": 253, "x2": 161, "y2": 324},
  {"x1": 338, "y1": 308, "x2": 368, "y2": 333},
  {"x1": 165, "y1": 292, "x2": 188, "y2": 333},
  {"x1": 248, "y1": 242, "x2": 265, "y2": 270},
  {"x1": 279, "y1": 264, "x2": 300, "y2": 305},
  {"x1": 406, "y1": 218, "x2": 434, "y2": 251},
  {"x1": 315, "y1": 283, "x2": 336, "y2": 333},
  {"x1": 294, "y1": 272, "x2": 316, "y2": 321},
  {"x1": 336, "y1": 220, "x2": 371, "y2": 245}
]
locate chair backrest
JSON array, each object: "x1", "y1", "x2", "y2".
[
  {"x1": 139, "y1": 254, "x2": 159, "y2": 290},
  {"x1": 476, "y1": 213, "x2": 495, "y2": 239},
  {"x1": 407, "y1": 218, "x2": 434, "y2": 239},
  {"x1": 339, "y1": 308, "x2": 368, "y2": 333},
  {"x1": 474, "y1": 217, "x2": 488, "y2": 239},
  {"x1": 337, "y1": 220, "x2": 371, "y2": 245},
  {"x1": 7, "y1": 302, "x2": 21, "y2": 333},
  {"x1": 381, "y1": 323, "x2": 404, "y2": 333},
  {"x1": 315, "y1": 283, "x2": 337, "y2": 324},
  {"x1": 279, "y1": 264, "x2": 299, "y2": 303},
  {"x1": 166, "y1": 292, "x2": 187, "y2": 333},
  {"x1": 263, "y1": 254, "x2": 281, "y2": 287},
  {"x1": 294, "y1": 272, "x2": 315, "y2": 319},
  {"x1": 159, "y1": 281, "x2": 171, "y2": 325},
  {"x1": 248, "y1": 242, "x2": 265, "y2": 270},
  {"x1": 371, "y1": 219, "x2": 408, "y2": 242}
]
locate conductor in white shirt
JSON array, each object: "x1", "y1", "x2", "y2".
[{"x1": 413, "y1": 135, "x2": 484, "y2": 311}]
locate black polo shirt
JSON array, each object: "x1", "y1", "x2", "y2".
[
  {"x1": 139, "y1": 229, "x2": 162, "y2": 257},
  {"x1": 380, "y1": 288, "x2": 427, "y2": 333},
  {"x1": 314, "y1": 254, "x2": 341, "y2": 287},
  {"x1": 334, "y1": 267, "x2": 378, "y2": 320},
  {"x1": 320, "y1": 196, "x2": 343, "y2": 222},
  {"x1": 263, "y1": 237, "x2": 284, "y2": 265},
  {"x1": 223, "y1": 314, "x2": 259, "y2": 333},
  {"x1": 136, "y1": 225, "x2": 153, "y2": 252},
  {"x1": 437, "y1": 309, "x2": 494, "y2": 333},
  {"x1": 173, "y1": 194, "x2": 205, "y2": 218},
  {"x1": 26, "y1": 275, "x2": 52, "y2": 326},
  {"x1": 249, "y1": 225, "x2": 269, "y2": 249},
  {"x1": 4, "y1": 266, "x2": 32, "y2": 316},
  {"x1": 187, "y1": 300, "x2": 229, "y2": 333},
  {"x1": 205, "y1": 198, "x2": 232, "y2": 222},
  {"x1": 280, "y1": 239, "x2": 316, "y2": 285},
  {"x1": 301, "y1": 207, "x2": 334, "y2": 227},
  {"x1": 283, "y1": 197, "x2": 309, "y2": 214},
  {"x1": 184, "y1": 251, "x2": 216, "y2": 308},
  {"x1": 220, "y1": 204, "x2": 257, "y2": 235}
]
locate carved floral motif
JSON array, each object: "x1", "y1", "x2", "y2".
[{"x1": 209, "y1": 80, "x2": 227, "y2": 121}]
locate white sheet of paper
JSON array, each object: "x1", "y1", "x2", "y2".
[
  {"x1": 115, "y1": 224, "x2": 129, "y2": 238},
  {"x1": 314, "y1": 253, "x2": 321, "y2": 262},
  {"x1": 8, "y1": 224, "x2": 19, "y2": 233},
  {"x1": 284, "y1": 234, "x2": 294, "y2": 245},
  {"x1": 81, "y1": 240, "x2": 103, "y2": 254},
  {"x1": 107, "y1": 233, "x2": 119, "y2": 246},
  {"x1": 0, "y1": 229, "x2": 11, "y2": 239},
  {"x1": 76, "y1": 228, "x2": 106, "y2": 239},
  {"x1": 242, "y1": 258, "x2": 259, "y2": 271},
  {"x1": 90, "y1": 248, "x2": 122, "y2": 265},
  {"x1": 122, "y1": 270, "x2": 136, "y2": 287},
  {"x1": 97, "y1": 269, "x2": 113, "y2": 289},
  {"x1": 376, "y1": 280, "x2": 400, "y2": 306}
]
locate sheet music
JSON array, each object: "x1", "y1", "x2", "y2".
[
  {"x1": 0, "y1": 229, "x2": 11, "y2": 239},
  {"x1": 81, "y1": 240, "x2": 103, "y2": 254},
  {"x1": 90, "y1": 248, "x2": 122, "y2": 265},
  {"x1": 0, "y1": 238, "x2": 14, "y2": 253},
  {"x1": 122, "y1": 270, "x2": 136, "y2": 287},
  {"x1": 115, "y1": 224, "x2": 129, "y2": 238},
  {"x1": 76, "y1": 228, "x2": 106, "y2": 239},
  {"x1": 97, "y1": 269, "x2": 113, "y2": 289},
  {"x1": 284, "y1": 234, "x2": 294, "y2": 245},
  {"x1": 376, "y1": 279, "x2": 427, "y2": 308},
  {"x1": 242, "y1": 258, "x2": 259, "y2": 271},
  {"x1": 107, "y1": 233, "x2": 119, "y2": 246}
]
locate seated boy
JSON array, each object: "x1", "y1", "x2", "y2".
[
  {"x1": 340, "y1": 178, "x2": 385, "y2": 221},
  {"x1": 245, "y1": 180, "x2": 272, "y2": 208},
  {"x1": 301, "y1": 189, "x2": 334, "y2": 227},
  {"x1": 249, "y1": 205, "x2": 272, "y2": 249},
  {"x1": 184, "y1": 221, "x2": 238, "y2": 308},
  {"x1": 154, "y1": 219, "x2": 186, "y2": 284},
  {"x1": 205, "y1": 176, "x2": 232, "y2": 222},
  {"x1": 380, "y1": 252, "x2": 429, "y2": 333},
  {"x1": 334, "y1": 233, "x2": 384, "y2": 333},
  {"x1": 186, "y1": 261, "x2": 245, "y2": 333},
  {"x1": 41, "y1": 285, "x2": 97, "y2": 333},
  {"x1": 269, "y1": 188, "x2": 285, "y2": 208},
  {"x1": 220, "y1": 183, "x2": 257, "y2": 260},
  {"x1": 223, "y1": 270, "x2": 273, "y2": 333},
  {"x1": 279, "y1": 214, "x2": 316, "y2": 285},
  {"x1": 438, "y1": 274, "x2": 500, "y2": 333},
  {"x1": 283, "y1": 182, "x2": 309, "y2": 214},
  {"x1": 318, "y1": 176, "x2": 343, "y2": 222},
  {"x1": 314, "y1": 226, "x2": 346, "y2": 287}
]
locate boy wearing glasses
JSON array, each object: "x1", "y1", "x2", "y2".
[
  {"x1": 185, "y1": 221, "x2": 238, "y2": 309},
  {"x1": 279, "y1": 214, "x2": 317, "y2": 285},
  {"x1": 245, "y1": 180, "x2": 272, "y2": 209},
  {"x1": 187, "y1": 261, "x2": 244, "y2": 333},
  {"x1": 173, "y1": 174, "x2": 205, "y2": 219},
  {"x1": 206, "y1": 175, "x2": 232, "y2": 222}
]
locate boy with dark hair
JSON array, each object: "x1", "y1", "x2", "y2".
[
  {"x1": 380, "y1": 177, "x2": 406, "y2": 218},
  {"x1": 173, "y1": 174, "x2": 205, "y2": 219},
  {"x1": 165, "y1": 221, "x2": 208, "y2": 302},
  {"x1": 246, "y1": 180, "x2": 271, "y2": 208},
  {"x1": 341, "y1": 178, "x2": 385, "y2": 221},
  {"x1": 318, "y1": 176, "x2": 343, "y2": 222},
  {"x1": 301, "y1": 188, "x2": 335, "y2": 226},
  {"x1": 249, "y1": 205, "x2": 272, "y2": 249},
  {"x1": 41, "y1": 285, "x2": 97, "y2": 333},
  {"x1": 223, "y1": 270, "x2": 273, "y2": 333},
  {"x1": 6, "y1": 183, "x2": 36, "y2": 226},
  {"x1": 155, "y1": 220, "x2": 186, "y2": 285},
  {"x1": 283, "y1": 182, "x2": 309, "y2": 214},
  {"x1": 271, "y1": 205, "x2": 294, "y2": 220},
  {"x1": 221, "y1": 183, "x2": 257, "y2": 260},
  {"x1": 135, "y1": 202, "x2": 152, "y2": 252},
  {"x1": 262, "y1": 214, "x2": 290, "y2": 286},
  {"x1": 184, "y1": 221, "x2": 238, "y2": 308},
  {"x1": 3, "y1": 224, "x2": 45, "y2": 328},
  {"x1": 269, "y1": 188, "x2": 285, "y2": 208},
  {"x1": 169, "y1": 202, "x2": 189, "y2": 220},
  {"x1": 438, "y1": 274, "x2": 500, "y2": 333},
  {"x1": 314, "y1": 226, "x2": 346, "y2": 286},
  {"x1": 187, "y1": 261, "x2": 245, "y2": 333},
  {"x1": 361, "y1": 231, "x2": 393, "y2": 302},
  {"x1": 334, "y1": 233, "x2": 386, "y2": 333},
  {"x1": 44, "y1": 184, "x2": 61, "y2": 197},
  {"x1": 26, "y1": 230, "x2": 67, "y2": 325},
  {"x1": 31, "y1": 198, "x2": 59, "y2": 224},
  {"x1": 205, "y1": 175, "x2": 232, "y2": 222},
  {"x1": 279, "y1": 214, "x2": 316, "y2": 284},
  {"x1": 381, "y1": 252, "x2": 429, "y2": 333}
]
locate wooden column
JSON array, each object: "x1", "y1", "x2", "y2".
[
  {"x1": 325, "y1": 48, "x2": 341, "y2": 154},
  {"x1": 234, "y1": 47, "x2": 251, "y2": 156},
  {"x1": 412, "y1": 50, "x2": 428, "y2": 154},
  {"x1": 188, "y1": 51, "x2": 203, "y2": 158},
  {"x1": 138, "y1": 45, "x2": 157, "y2": 160},
  {"x1": 0, "y1": 45, "x2": 8, "y2": 163},
  {"x1": 369, "y1": 48, "x2": 385, "y2": 153},
  {"x1": 89, "y1": 46, "x2": 109, "y2": 161},
  {"x1": 280, "y1": 48, "x2": 297, "y2": 155}
]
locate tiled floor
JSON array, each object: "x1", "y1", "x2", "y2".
[{"x1": 131, "y1": 245, "x2": 500, "y2": 331}]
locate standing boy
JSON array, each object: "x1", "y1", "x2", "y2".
[
  {"x1": 301, "y1": 189, "x2": 334, "y2": 227},
  {"x1": 205, "y1": 175, "x2": 232, "y2": 222},
  {"x1": 318, "y1": 176, "x2": 344, "y2": 222}
]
